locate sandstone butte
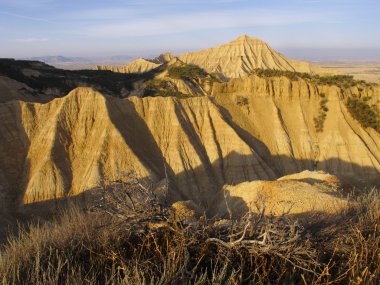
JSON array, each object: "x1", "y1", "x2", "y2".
[
  {"x1": 0, "y1": 35, "x2": 379, "y2": 217},
  {"x1": 96, "y1": 35, "x2": 329, "y2": 78}
]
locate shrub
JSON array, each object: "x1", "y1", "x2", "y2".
[
  {"x1": 236, "y1": 95, "x2": 249, "y2": 106},
  {"x1": 252, "y1": 68, "x2": 377, "y2": 89},
  {"x1": 168, "y1": 64, "x2": 208, "y2": 81},
  {"x1": 1, "y1": 178, "x2": 379, "y2": 285},
  {"x1": 143, "y1": 79, "x2": 193, "y2": 98},
  {"x1": 314, "y1": 97, "x2": 329, "y2": 132},
  {"x1": 0, "y1": 59, "x2": 157, "y2": 98},
  {"x1": 346, "y1": 97, "x2": 380, "y2": 132}
]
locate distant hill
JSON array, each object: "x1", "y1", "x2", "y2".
[
  {"x1": 95, "y1": 52, "x2": 176, "y2": 73},
  {"x1": 95, "y1": 35, "x2": 331, "y2": 78},
  {"x1": 22, "y1": 55, "x2": 134, "y2": 70},
  {"x1": 179, "y1": 35, "x2": 329, "y2": 78}
]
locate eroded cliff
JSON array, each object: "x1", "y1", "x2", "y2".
[{"x1": 0, "y1": 73, "x2": 379, "y2": 211}]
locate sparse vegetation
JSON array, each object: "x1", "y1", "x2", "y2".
[
  {"x1": 168, "y1": 64, "x2": 208, "y2": 81},
  {"x1": 314, "y1": 94, "x2": 329, "y2": 132},
  {"x1": 0, "y1": 59, "x2": 156, "y2": 98},
  {"x1": 143, "y1": 79, "x2": 194, "y2": 98},
  {"x1": 346, "y1": 96, "x2": 380, "y2": 132},
  {"x1": 252, "y1": 68, "x2": 375, "y2": 88},
  {"x1": 236, "y1": 95, "x2": 249, "y2": 106},
  {"x1": 1, "y1": 177, "x2": 379, "y2": 285}
]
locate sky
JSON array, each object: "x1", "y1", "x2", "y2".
[{"x1": 0, "y1": 0, "x2": 379, "y2": 60}]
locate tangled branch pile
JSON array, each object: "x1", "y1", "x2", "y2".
[{"x1": 0, "y1": 177, "x2": 379, "y2": 284}]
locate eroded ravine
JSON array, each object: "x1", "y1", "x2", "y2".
[{"x1": 0, "y1": 75, "x2": 379, "y2": 210}]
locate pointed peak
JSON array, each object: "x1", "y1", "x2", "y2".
[
  {"x1": 235, "y1": 34, "x2": 250, "y2": 41},
  {"x1": 230, "y1": 34, "x2": 266, "y2": 45},
  {"x1": 154, "y1": 52, "x2": 177, "y2": 64}
]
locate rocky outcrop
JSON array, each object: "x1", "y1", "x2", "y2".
[{"x1": 153, "y1": 53, "x2": 176, "y2": 64}]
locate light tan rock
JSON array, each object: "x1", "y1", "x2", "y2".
[
  {"x1": 0, "y1": 87, "x2": 275, "y2": 208},
  {"x1": 153, "y1": 53, "x2": 176, "y2": 64},
  {"x1": 94, "y1": 36, "x2": 331, "y2": 79},
  {"x1": 212, "y1": 75, "x2": 380, "y2": 186},
  {"x1": 171, "y1": 200, "x2": 202, "y2": 222},
  {"x1": 179, "y1": 35, "x2": 330, "y2": 79},
  {"x1": 0, "y1": 53, "x2": 379, "y2": 212},
  {"x1": 94, "y1": 53, "x2": 177, "y2": 74},
  {"x1": 213, "y1": 172, "x2": 349, "y2": 218},
  {"x1": 278, "y1": 170, "x2": 343, "y2": 187}
]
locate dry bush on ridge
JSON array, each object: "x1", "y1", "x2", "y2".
[{"x1": 0, "y1": 177, "x2": 379, "y2": 285}]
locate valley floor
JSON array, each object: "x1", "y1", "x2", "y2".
[{"x1": 318, "y1": 61, "x2": 380, "y2": 83}]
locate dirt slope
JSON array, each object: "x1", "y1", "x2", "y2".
[
  {"x1": 212, "y1": 75, "x2": 380, "y2": 185},
  {"x1": 94, "y1": 35, "x2": 330, "y2": 79},
  {"x1": 179, "y1": 35, "x2": 328, "y2": 78},
  {"x1": 0, "y1": 72, "x2": 379, "y2": 211},
  {"x1": 0, "y1": 88, "x2": 275, "y2": 209}
]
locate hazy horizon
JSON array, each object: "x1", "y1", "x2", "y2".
[
  {"x1": 1, "y1": 0, "x2": 379, "y2": 61},
  {"x1": 14, "y1": 47, "x2": 380, "y2": 64}
]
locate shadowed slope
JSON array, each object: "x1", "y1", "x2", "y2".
[
  {"x1": 0, "y1": 73, "x2": 379, "y2": 207},
  {"x1": 212, "y1": 75, "x2": 380, "y2": 185}
]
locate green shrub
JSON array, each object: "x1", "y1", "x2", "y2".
[
  {"x1": 346, "y1": 97, "x2": 380, "y2": 132},
  {"x1": 236, "y1": 95, "x2": 249, "y2": 106},
  {"x1": 168, "y1": 64, "x2": 208, "y2": 81},
  {"x1": 314, "y1": 97, "x2": 329, "y2": 132},
  {"x1": 252, "y1": 68, "x2": 376, "y2": 89},
  {"x1": 143, "y1": 79, "x2": 193, "y2": 98},
  {"x1": 0, "y1": 59, "x2": 157, "y2": 98}
]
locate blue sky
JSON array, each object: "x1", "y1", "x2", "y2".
[{"x1": 0, "y1": 0, "x2": 379, "y2": 60}]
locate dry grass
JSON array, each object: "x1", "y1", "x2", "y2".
[{"x1": 0, "y1": 179, "x2": 379, "y2": 285}]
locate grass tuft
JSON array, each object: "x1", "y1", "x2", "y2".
[{"x1": 0, "y1": 180, "x2": 379, "y2": 285}]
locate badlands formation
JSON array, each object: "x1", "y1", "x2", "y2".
[
  {"x1": 0, "y1": 35, "x2": 379, "y2": 217},
  {"x1": 97, "y1": 35, "x2": 328, "y2": 78},
  {"x1": 179, "y1": 35, "x2": 328, "y2": 78},
  {"x1": 95, "y1": 52, "x2": 176, "y2": 74}
]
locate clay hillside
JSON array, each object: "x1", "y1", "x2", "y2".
[
  {"x1": 0, "y1": 36, "x2": 379, "y2": 215},
  {"x1": 96, "y1": 35, "x2": 330, "y2": 78},
  {"x1": 1, "y1": 35, "x2": 380, "y2": 285}
]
